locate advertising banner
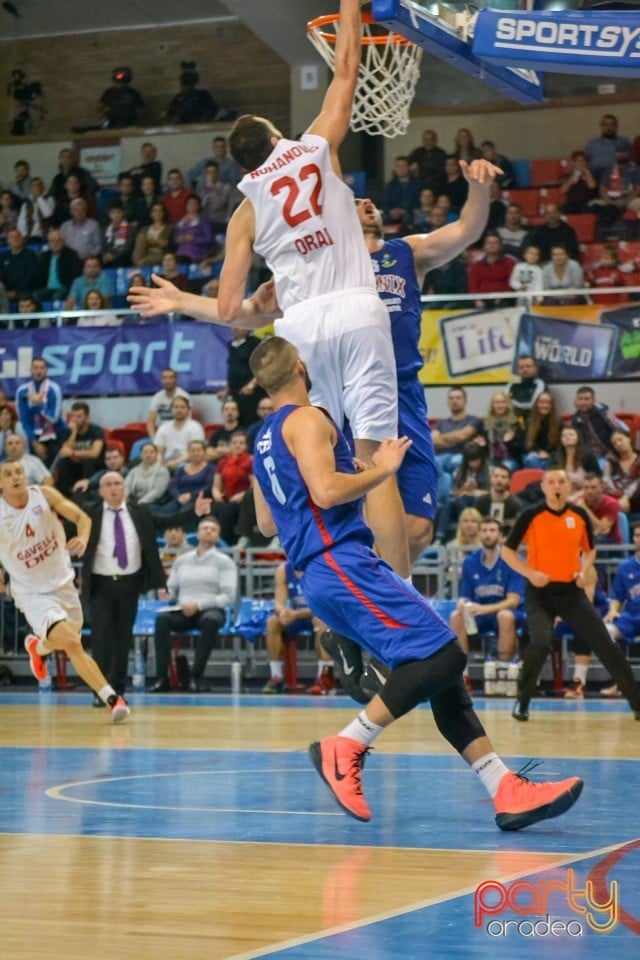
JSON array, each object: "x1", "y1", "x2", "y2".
[{"x1": 0, "y1": 322, "x2": 231, "y2": 397}]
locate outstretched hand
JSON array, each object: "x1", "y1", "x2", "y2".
[
  {"x1": 252, "y1": 278, "x2": 279, "y2": 316},
  {"x1": 127, "y1": 274, "x2": 181, "y2": 317},
  {"x1": 372, "y1": 437, "x2": 412, "y2": 474},
  {"x1": 459, "y1": 158, "x2": 503, "y2": 185}
]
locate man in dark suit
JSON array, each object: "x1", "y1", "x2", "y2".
[
  {"x1": 82, "y1": 471, "x2": 165, "y2": 703},
  {"x1": 36, "y1": 227, "x2": 82, "y2": 302}
]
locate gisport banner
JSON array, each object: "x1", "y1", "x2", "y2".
[
  {"x1": 0, "y1": 321, "x2": 232, "y2": 397},
  {"x1": 472, "y1": 9, "x2": 640, "y2": 77}
]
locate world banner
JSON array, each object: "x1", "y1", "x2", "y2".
[
  {"x1": 0, "y1": 321, "x2": 232, "y2": 397},
  {"x1": 418, "y1": 303, "x2": 634, "y2": 385}
]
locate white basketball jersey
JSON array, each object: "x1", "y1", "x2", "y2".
[
  {"x1": 0, "y1": 487, "x2": 75, "y2": 599},
  {"x1": 239, "y1": 134, "x2": 375, "y2": 312}
]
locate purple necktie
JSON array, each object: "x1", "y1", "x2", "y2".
[{"x1": 111, "y1": 508, "x2": 128, "y2": 570}]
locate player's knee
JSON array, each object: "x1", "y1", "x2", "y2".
[{"x1": 497, "y1": 609, "x2": 515, "y2": 626}]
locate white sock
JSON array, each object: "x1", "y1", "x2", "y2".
[
  {"x1": 35, "y1": 637, "x2": 48, "y2": 656},
  {"x1": 574, "y1": 663, "x2": 588, "y2": 685},
  {"x1": 98, "y1": 684, "x2": 116, "y2": 704},
  {"x1": 472, "y1": 752, "x2": 510, "y2": 799},
  {"x1": 269, "y1": 660, "x2": 283, "y2": 679},
  {"x1": 339, "y1": 709, "x2": 385, "y2": 747}
]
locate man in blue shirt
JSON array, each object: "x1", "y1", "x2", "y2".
[
  {"x1": 450, "y1": 517, "x2": 525, "y2": 690},
  {"x1": 601, "y1": 523, "x2": 640, "y2": 697},
  {"x1": 16, "y1": 356, "x2": 67, "y2": 465},
  {"x1": 65, "y1": 255, "x2": 114, "y2": 310}
]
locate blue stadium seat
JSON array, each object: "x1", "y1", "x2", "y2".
[{"x1": 511, "y1": 159, "x2": 531, "y2": 189}]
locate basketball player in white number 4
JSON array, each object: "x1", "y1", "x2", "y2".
[
  {"x1": 128, "y1": 0, "x2": 411, "y2": 580},
  {"x1": 0, "y1": 461, "x2": 129, "y2": 722}
]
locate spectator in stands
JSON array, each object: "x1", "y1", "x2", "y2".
[
  {"x1": 1, "y1": 430, "x2": 53, "y2": 485},
  {"x1": 8, "y1": 159, "x2": 32, "y2": 205},
  {"x1": 210, "y1": 429, "x2": 253, "y2": 545},
  {"x1": 422, "y1": 252, "x2": 468, "y2": 309},
  {"x1": 65, "y1": 255, "x2": 114, "y2": 310},
  {"x1": 207, "y1": 398, "x2": 242, "y2": 463},
  {"x1": 0, "y1": 229, "x2": 39, "y2": 301},
  {"x1": 596, "y1": 145, "x2": 640, "y2": 237},
  {"x1": 509, "y1": 245, "x2": 543, "y2": 300},
  {"x1": 125, "y1": 441, "x2": 171, "y2": 506},
  {"x1": 154, "y1": 395, "x2": 205, "y2": 471},
  {"x1": 435, "y1": 441, "x2": 490, "y2": 543},
  {"x1": 121, "y1": 141, "x2": 162, "y2": 194},
  {"x1": 15, "y1": 293, "x2": 42, "y2": 330},
  {"x1": 570, "y1": 385, "x2": 623, "y2": 460},
  {"x1": 158, "y1": 251, "x2": 191, "y2": 291},
  {"x1": 478, "y1": 391, "x2": 524, "y2": 470},
  {"x1": 173, "y1": 195, "x2": 216, "y2": 264},
  {"x1": 603, "y1": 430, "x2": 640, "y2": 517},
  {"x1": 102, "y1": 204, "x2": 134, "y2": 268},
  {"x1": 161, "y1": 169, "x2": 193, "y2": 225},
  {"x1": 223, "y1": 326, "x2": 267, "y2": 427},
  {"x1": 601, "y1": 523, "x2": 640, "y2": 697},
  {"x1": 72, "y1": 444, "x2": 129, "y2": 508},
  {"x1": 410, "y1": 187, "x2": 437, "y2": 232},
  {"x1": 60, "y1": 198, "x2": 102, "y2": 260},
  {"x1": 507, "y1": 355, "x2": 547, "y2": 424},
  {"x1": 263, "y1": 561, "x2": 332, "y2": 696},
  {"x1": 16, "y1": 176, "x2": 54, "y2": 241},
  {"x1": 443, "y1": 155, "x2": 469, "y2": 214},
  {"x1": 432, "y1": 386, "x2": 482, "y2": 475},
  {"x1": 51, "y1": 173, "x2": 97, "y2": 227},
  {"x1": 485, "y1": 180, "x2": 507, "y2": 231},
  {"x1": 444, "y1": 504, "x2": 482, "y2": 565},
  {"x1": 165, "y1": 63, "x2": 217, "y2": 125},
  {"x1": 49, "y1": 148, "x2": 98, "y2": 206},
  {"x1": 150, "y1": 517, "x2": 237, "y2": 693},
  {"x1": 157, "y1": 525, "x2": 192, "y2": 567},
  {"x1": 199, "y1": 161, "x2": 235, "y2": 234},
  {"x1": 76, "y1": 289, "x2": 121, "y2": 327},
  {"x1": 408, "y1": 128, "x2": 447, "y2": 195},
  {"x1": 152, "y1": 439, "x2": 215, "y2": 524},
  {"x1": 524, "y1": 203, "x2": 580, "y2": 262},
  {"x1": 587, "y1": 244, "x2": 627, "y2": 304},
  {"x1": 474, "y1": 464, "x2": 522, "y2": 534},
  {"x1": 452, "y1": 128, "x2": 482, "y2": 164},
  {"x1": 147, "y1": 368, "x2": 191, "y2": 440},
  {"x1": 113, "y1": 175, "x2": 146, "y2": 231},
  {"x1": 575, "y1": 473, "x2": 622, "y2": 546},
  {"x1": 98, "y1": 67, "x2": 144, "y2": 128},
  {"x1": 497, "y1": 204, "x2": 527, "y2": 258},
  {"x1": 36, "y1": 228, "x2": 82, "y2": 303},
  {"x1": 584, "y1": 113, "x2": 631, "y2": 183},
  {"x1": 123, "y1": 273, "x2": 150, "y2": 324},
  {"x1": 450, "y1": 516, "x2": 525, "y2": 690},
  {"x1": 523, "y1": 390, "x2": 562, "y2": 469},
  {"x1": 541, "y1": 245, "x2": 586, "y2": 303},
  {"x1": 551, "y1": 425, "x2": 602, "y2": 500},
  {"x1": 138, "y1": 175, "x2": 160, "y2": 227},
  {"x1": 383, "y1": 156, "x2": 421, "y2": 231},
  {"x1": 132, "y1": 202, "x2": 171, "y2": 267},
  {"x1": 467, "y1": 232, "x2": 515, "y2": 308},
  {"x1": 15, "y1": 356, "x2": 66, "y2": 464},
  {"x1": 0, "y1": 190, "x2": 18, "y2": 242},
  {"x1": 481, "y1": 140, "x2": 516, "y2": 189},
  {"x1": 0, "y1": 407, "x2": 27, "y2": 460},
  {"x1": 245, "y1": 397, "x2": 274, "y2": 454},
  {"x1": 560, "y1": 150, "x2": 598, "y2": 214},
  {"x1": 55, "y1": 400, "x2": 106, "y2": 496},
  {"x1": 187, "y1": 135, "x2": 241, "y2": 194},
  {"x1": 433, "y1": 195, "x2": 457, "y2": 224},
  {"x1": 0, "y1": 280, "x2": 8, "y2": 316}
]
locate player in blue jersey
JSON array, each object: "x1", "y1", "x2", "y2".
[
  {"x1": 449, "y1": 517, "x2": 525, "y2": 690},
  {"x1": 247, "y1": 335, "x2": 583, "y2": 830},
  {"x1": 600, "y1": 523, "x2": 640, "y2": 697}
]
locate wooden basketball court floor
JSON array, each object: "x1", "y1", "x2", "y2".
[{"x1": 0, "y1": 690, "x2": 638, "y2": 959}]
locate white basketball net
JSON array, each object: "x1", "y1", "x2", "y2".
[{"x1": 307, "y1": 16, "x2": 423, "y2": 139}]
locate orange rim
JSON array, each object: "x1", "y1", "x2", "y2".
[{"x1": 307, "y1": 11, "x2": 415, "y2": 46}]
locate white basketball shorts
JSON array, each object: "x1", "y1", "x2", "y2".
[{"x1": 14, "y1": 582, "x2": 83, "y2": 639}]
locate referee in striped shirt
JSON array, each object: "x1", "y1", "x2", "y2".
[{"x1": 502, "y1": 468, "x2": 640, "y2": 721}]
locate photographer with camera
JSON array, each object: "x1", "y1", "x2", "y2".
[
  {"x1": 99, "y1": 67, "x2": 144, "y2": 129},
  {"x1": 166, "y1": 62, "x2": 217, "y2": 125},
  {"x1": 7, "y1": 68, "x2": 43, "y2": 136}
]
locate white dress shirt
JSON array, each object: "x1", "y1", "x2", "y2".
[{"x1": 92, "y1": 501, "x2": 142, "y2": 576}]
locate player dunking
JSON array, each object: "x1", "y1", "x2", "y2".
[
  {"x1": 0, "y1": 462, "x2": 129, "y2": 722},
  {"x1": 248, "y1": 336, "x2": 582, "y2": 829},
  {"x1": 129, "y1": 0, "x2": 409, "y2": 579}
]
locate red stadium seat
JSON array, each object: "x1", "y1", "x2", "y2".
[
  {"x1": 614, "y1": 413, "x2": 640, "y2": 444},
  {"x1": 504, "y1": 189, "x2": 539, "y2": 218},
  {"x1": 109, "y1": 427, "x2": 145, "y2": 458},
  {"x1": 538, "y1": 186, "x2": 564, "y2": 209},
  {"x1": 565, "y1": 214, "x2": 597, "y2": 244},
  {"x1": 510, "y1": 468, "x2": 544, "y2": 496},
  {"x1": 579, "y1": 243, "x2": 606, "y2": 270},
  {"x1": 530, "y1": 158, "x2": 564, "y2": 187}
]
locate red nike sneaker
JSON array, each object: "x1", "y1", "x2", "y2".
[
  {"x1": 494, "y1": 768, "x2": 583, "y2": 831},
  {"x1": 308, "y1": 735, "x2": 371, "y2": 822}
]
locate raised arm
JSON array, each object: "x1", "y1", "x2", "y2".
[{"x1": 307, "y1": 0, "x2": 362, "y2": 168}]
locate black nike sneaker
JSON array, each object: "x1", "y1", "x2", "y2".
[{"x1": 319, "y1": 630, "x2": 368, "y2": 704}]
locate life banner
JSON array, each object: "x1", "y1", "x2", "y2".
[
  {"x1": 419, "y1": 303, "x2": 624, "y2": 385},
  {"x1": 0, "y1": 321, "x2": 232, "y2": 397},
  {"x1": 472, "y1": 9, "x2": 640, "y2": 77}
]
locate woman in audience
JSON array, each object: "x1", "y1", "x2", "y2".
[
  {"x1": 209, "y1": 430, "x2": 253, "y2": 544},
  {"x1": 551, "y1": 424, "x2": 602, "y2": 499},
  {"x1": 435, "y1": 443, "x2": 490, "y2": 543},
  {"x1": 125, "y1": 441, "x2": 171, "y2": 506},
  {"x1": 541, "y1": 245, "x2": 587, "y2": 304},
  {"x1": 0, "y1": 190, "x2": 18, "y2": 242},
  {"x1": 560, "y1": 150, "x2": 598, "y2": 214},
  {"x1": 446, "y1": 506, "x2": 483, "y2": 580},
  {"x1": 603, "y1": 429, "x2": 640, "y2": 517},
  {"x1": 479, "y1": 391, "x2": 524, "y2": 470},
  {"x1": 523, "y1": 391, "x2": 563, "y2": 469},
  {"x1": 76, "y1": 289, "x2": 121, "y2": 326},
  {"x1": 151, "y1": 439, "x2": 215, "y2": 525},
  {"x1": 172, "y1": 195, "x2": 216, "y2": 264},
  {"x1": 132, "y1": 202, "x2": 172, "y2": 266},
  {"x1": 411, "y1": 187, "x2": 437, "y2": 231},
  {"x1": 0, "y1": 404, "x2": 27, "y2": 460},
  {"x1": 452, "y1": 128, "x2": 482, "y2": 164}
]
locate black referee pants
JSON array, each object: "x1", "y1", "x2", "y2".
[{"x1": 519, "y1": 581, "x2": 640, "y2": 711}]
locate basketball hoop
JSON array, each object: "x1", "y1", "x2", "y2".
[{"x1": 307, "y1": 11, "x2": 422, "y2": 139}]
